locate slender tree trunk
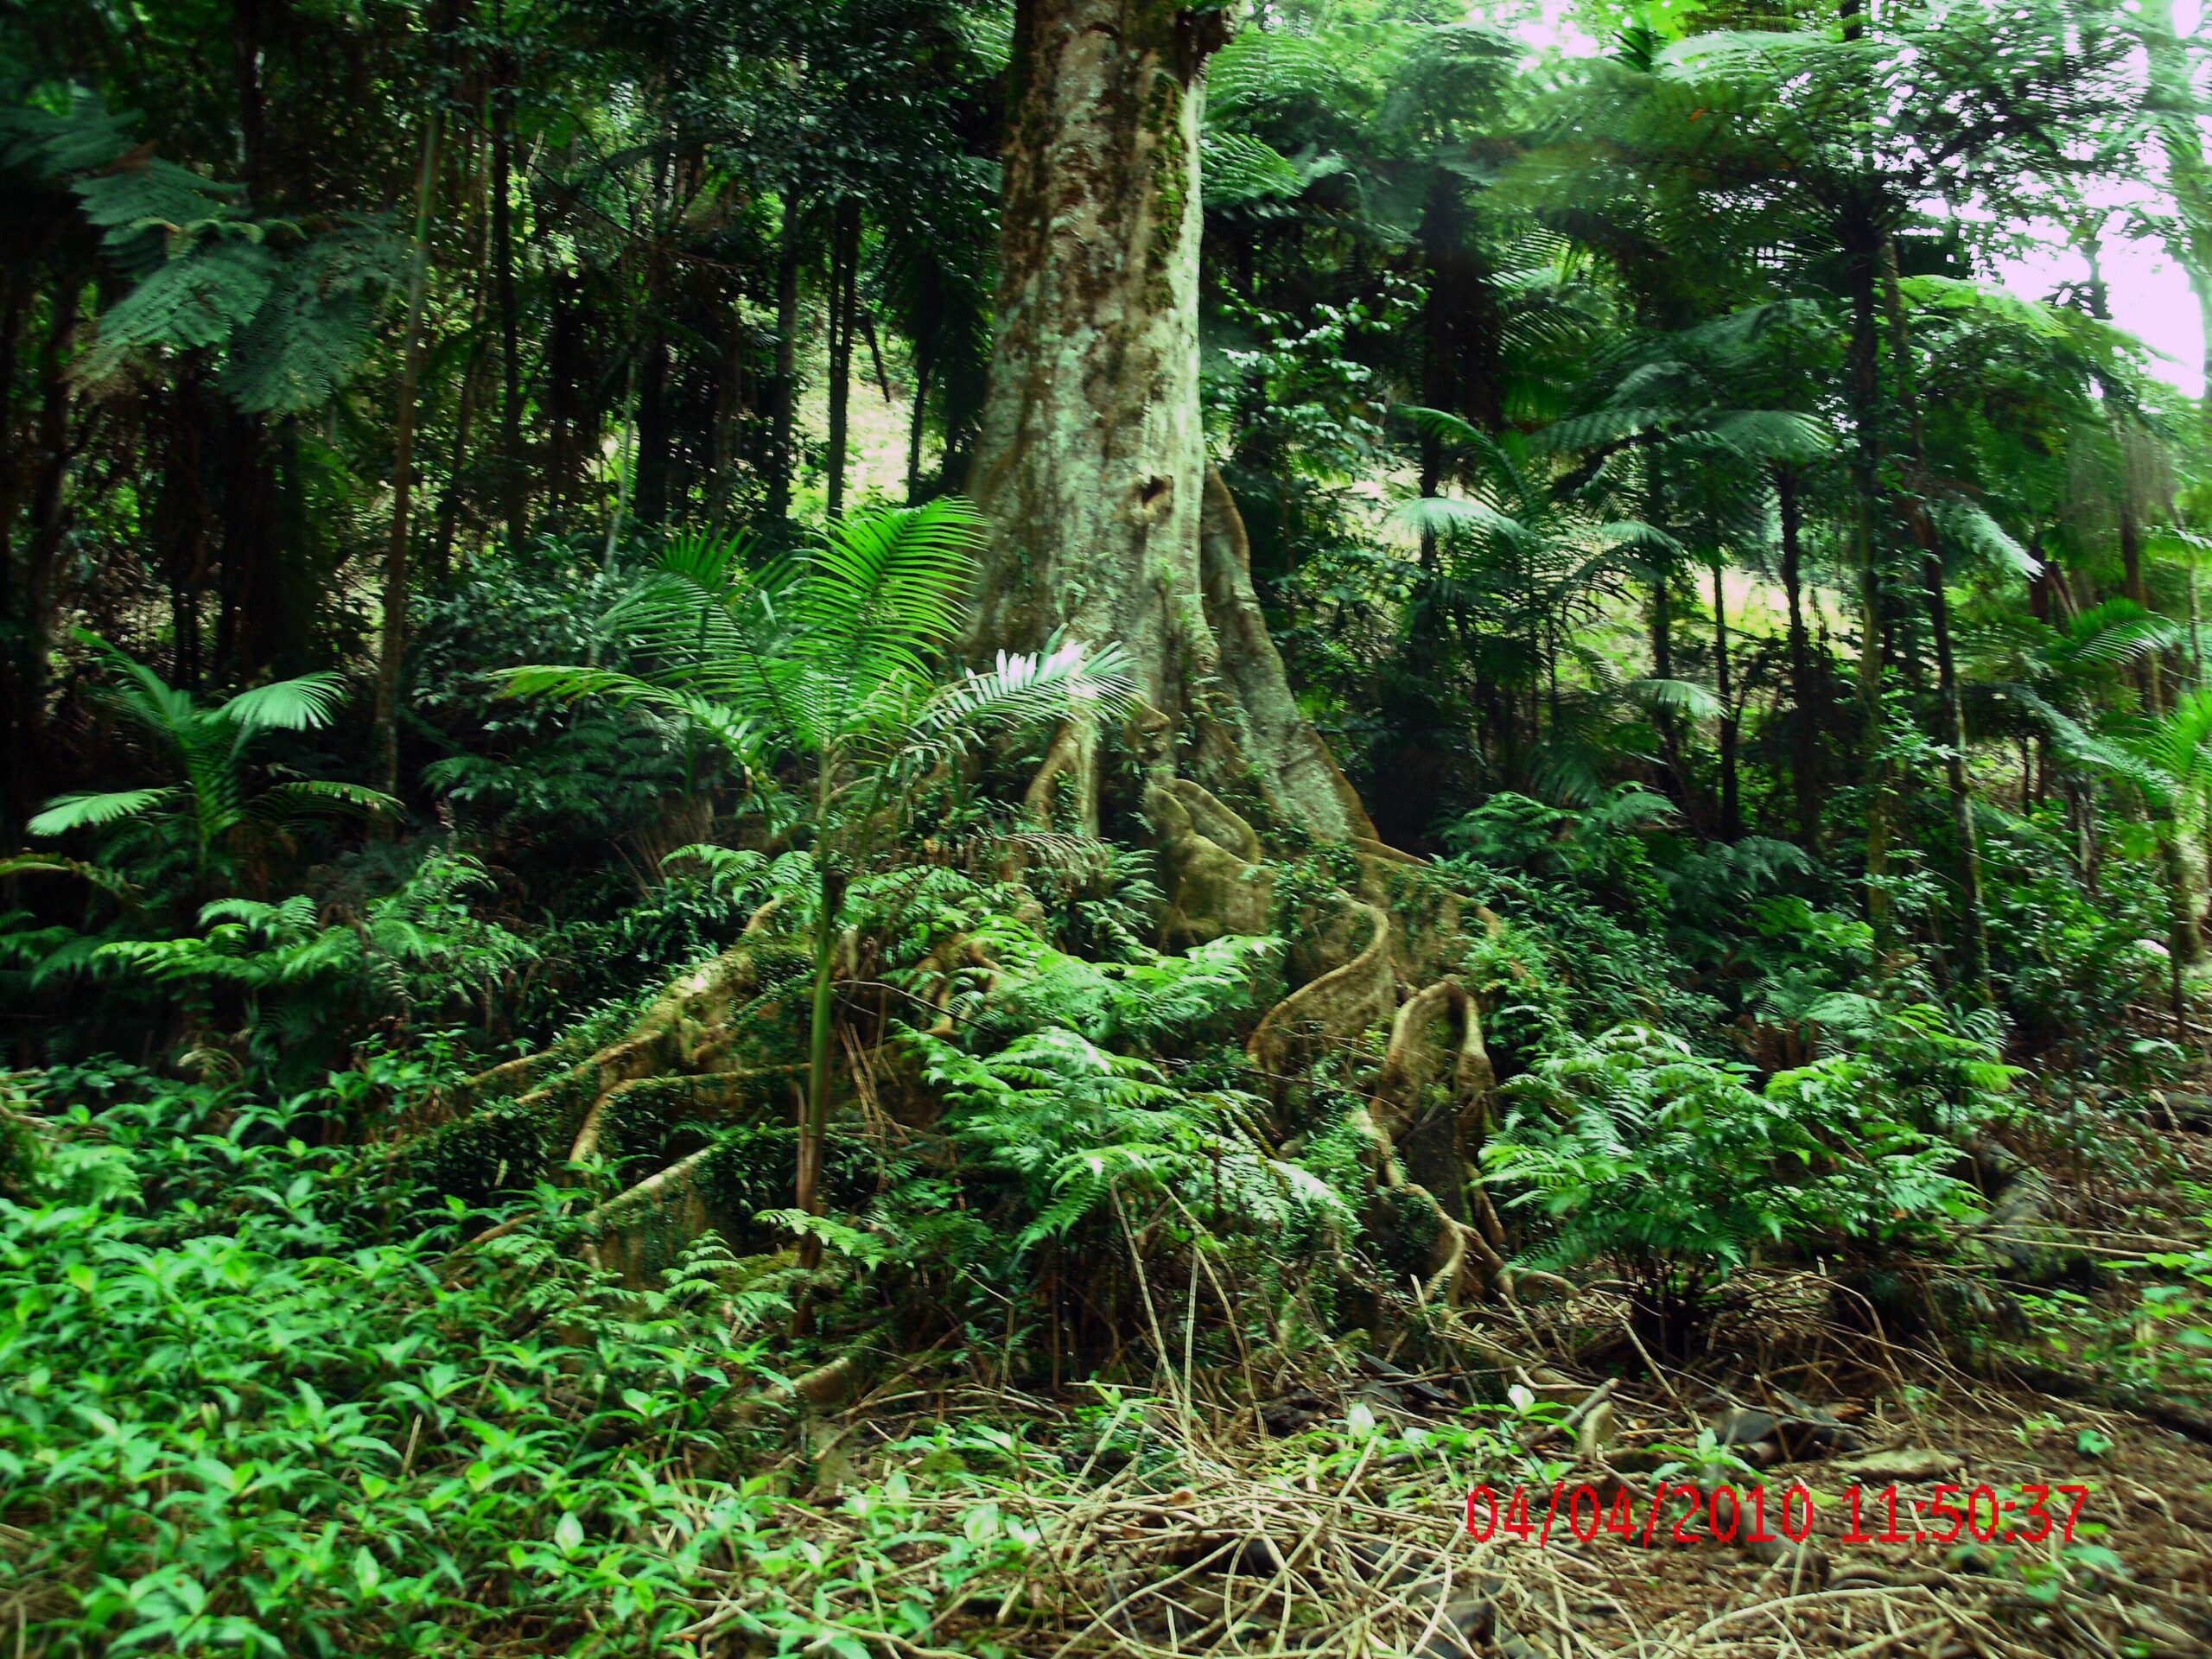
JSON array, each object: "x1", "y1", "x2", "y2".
[
  {"x1": 547, "y1": 276, "x2": 577, "y2": 518},
  {"x1": 1713, "y1": 560, "x2": 1739, "y2": 840},
  {"x1": 432, "y1": 131, "x2": 493, "y2": 582},
  {"x1": 1414, "y1": 177, "x2": 1456, "y2": 574},
  {"x1": 1844, "y1": 222, "x2": 1897, "y2": 956},
  {"x1": 2190, "y1": 557, "x2": 2204, "y2": 690},
  {"x1": 766, "y1": 197, "x2": 804, "y2": 524},
  {"x1": 709, "y1": 300, "x2": 746, "y2": 533},
  {"x1": 491, "y1": 2, "x2": 526, "y2": 549},
  {"x1": 2144, "y1": 0, "x2": 2212, "y2": 443},
  {"x1": 602, "y1": 347, "x2": 639, "y2": 572},
  {"x1": 795, "y1": 855, "x2": 844, "y2": 1272},
  {"x1": 2082, "y1": 234, "x2": 2201, "y2": 973},
  {"x1": 965, "y1": 0, "x2": 1370, "y2": 842},
  {"x1": 1416, "y1": 435, "x2": 1441, "y2": 573},
  {"x1": 431, "y1": 334, "x2": 486, "y2": 581},
  {"x1": 633, "y1": 147, "x2": 673, "y2": 530},
  {"x1": 1880, "y1": 238, "x2": 1987, "y2": 996},
  {"x1": 155, "y1": 386, "x2": 211, "y2": 692},
  {"x1": 8, "y1": 279, "x2": 81, "y2": 824},
  {"x1": 0, "y1": 281, "x2": 26, "y2": 550},
  {"x1": 233, "y1": 0, "x2": 267, "y2": 193},
  {"x1": 2083, "y1": 240, "x2": 2164, "y2": 711},
  {"x1": 906, "y1": 348, "x2": 933, "y2": 501},
  {"x1": 372, "y1": 107, "x2": 444, "y2": 798},
  {"x1": 1778, "y1": 465, "x2": 1821, "y2": 851},
  {"x1": 634, "y1": 326, "x2": 671, "y2": 528},
  {"x1": 825, "y1": 196, "x2": 859, "y2": 521},
  {"x1": 1643, "y1": 454, "x2": 1695, "y2": 820}
]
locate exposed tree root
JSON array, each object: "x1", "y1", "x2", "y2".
[
  {"x1": 719, "y1": 1351, "x2": 869, "y2": 1426},
  {"x1": 440, "y1": 1050, "x2": 560, "y2": 1119},
  {"x1": 1364, "y1": 981, "x2": 1503, "y2": 1305},
  {"x1": 1194, "y1": 468, "x2": 1379, "y2": 843},
  {"x1": 1146, "y1": 780, "x2": 1273, "y2": 946},
  {"x1": 1132, "y1": 752, "x2": 1518, "y2": 1311},
  {"x1": 451, "y1": 941, "x2": 803, "y2": 1165},
  {"x1": 569, "y1": 1065, "x2": 800, "y2": 1164},
  {"x1": 579, "y1": 1141, "x2": 760, "y2": 1288},
  {"x1": 1024, "y1": 714, "x2": 1101, "y2": 836},
  {"x1": 905, "y1": 933, "x2": 1006, "y2": 1036},
  {"x1": 1247, "y1": 900, "x2": 1394, "y2": 1077}
]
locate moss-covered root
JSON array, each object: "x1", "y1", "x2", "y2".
[
  {"x1": 575, "y1": 1066, "x2": 800, "y2": 1163},
  {"x1": 1364, "y1": 980, "x2": 1505, "y2": 1306},
  {"x1": 581, "y1": 1147, "x2": 718, "y2": 1287},
  {"x1": 1146, "y1": 779, "x2": 1273, "y2": 945},
  {"x1": 1246, "y1": 899, "x2": 1394, "y2": 1077},
  {"x1": 462, "y1": 942, "x2": 793, "y2": 1160}
]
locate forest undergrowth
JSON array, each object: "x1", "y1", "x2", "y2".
[{"x1": 8, "y1": 610, "x2": 2212, "y2": 1656}]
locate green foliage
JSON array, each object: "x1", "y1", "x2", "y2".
[
  {"x1": 506, "y1": 501, "x2": 1133, "y2": 891},
  {"x1": 0, "y1": 1071, "x2": 762, "y2": 1656},
  {"x1": 0, "y1": 1065, "x2": 1114, "y2": 1657},
  {"x1": 892, "y1": 925, "x2": 1344, "y2": 1311},
  {"x1": 93, "y1": 852, "x2": 535, "y2": 1084},
  {"x1": 1977, "y1": 808, "x2": 2169, "y2": 1055},
  {"x1": 220, "y1": 220, "x2": 402, "y2": 415},
  {"x1": 27, "y1": 635, "x2": 394, "y2": 900},
  {"x1": 1486, "y1": 1022, "x2": 1981, "y2": 1344},
  {"x1": 411, "y1": 543, "x2": 721, "y2": 913},
  {"x1": 3, "y1": 93, "x2": 397, "y2": 406},
  {"x1": 510, "y1": 498, "x2": 1140, "y2": 1246},
  {"x1": 1439, "y1": 791, "x2": 1732, "y2": 1038},
  {"x1": 942, "y1": 928, "x2": 1282, "y2": 1053},
  {"x1": 908, "y1": 1036, "x2": 1348, "y2": 1278}
]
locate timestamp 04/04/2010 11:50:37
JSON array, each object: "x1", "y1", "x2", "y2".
[{"x1": 1464, "y1": 1480, "x2": 2094, "y2": 1550}]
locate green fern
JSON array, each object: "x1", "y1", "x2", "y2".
[
  {"x1": 222, "y1": 222, "x2": 401, "y2": 413},
  {"x1": 1487, "y1": 1022, "x2": 1979, "y2": 1332}
]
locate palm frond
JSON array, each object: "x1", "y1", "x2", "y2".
[
  {"x1": 1705, "y1": 409, "x2": 1832, "y2": 462},
  {"x1": 0, "y1": 853, "x2": 141, "y2": 901},
  {"x1": 1534, "y1": 405, "x2": 1671, "y2": 453},
  {"x1": 219, "y1": 671, "x2": 350, "y2": 734},
  {"x1": 255, "y1": 781, "x2": 402, "y2": 822},
  {"x1": 803, "y1": 498, "x2": 983, "y2": 656},
  {"x1": 909, "y1": 644, "x2": 1137, "y2": 765},
  {"x1": 74, "y1": 630, "x2": 198, "y2": 745},
  {"x1": 1391, "y1": 494, "x2": 1531, "y2": 547},
  {"x1": 2056, "y1": 600, "x2": 2182, "y2": 669},
  {"x1": 1932, "y1": 499, "x2": 2038, "y2": 580},
  {"x1": 28, "y1": 789, "x2": 181, "y2": 837},
  {"x1": 1623, "y1": 677, "x2": 1722, "y2": 721}
]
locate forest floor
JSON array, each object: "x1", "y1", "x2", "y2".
[{"x1": 709, "y1": 1119, "x2": 2212, "y2": 1659}]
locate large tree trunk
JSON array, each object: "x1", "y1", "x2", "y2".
[{"x1": 965, "y1": 0, "x2": 1370, "y2": 843}]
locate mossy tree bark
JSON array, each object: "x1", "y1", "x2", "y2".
[{"x1": 965, "y1": 0, "x2": 1371, "y2": 843}]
